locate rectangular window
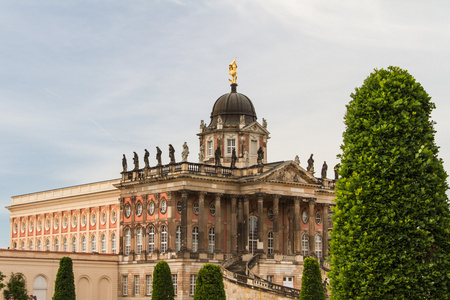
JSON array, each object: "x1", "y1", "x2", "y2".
[
  {"x1": 134, "y1": 275, "x2": 140, "y2": 295},
  {"x1": 146, "y1": 275, "x2": 152, "y2": 296},
  {"x1": 190, "y1": 274, "x2": 197, "y2": 296},
  {"x1": 267, "y1": 275, "x2": 274, "y2": 283},
  {"x1": 251, "y1": 140, "x2": 258, "y2": 155},
  {"x1": 123, "y1": 276, "x2": 128, "y2": 296},
  {"x1": 227, "y1": 139, "x2": 235, "y2": 154},
  {"x1": 207, "y1": 140, "x2": 213, "y2": 156},
  {"x1": 172, "y1": 274, "x2": 178, "y2": 296}
]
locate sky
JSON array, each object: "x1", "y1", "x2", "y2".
[{"x1": 1, "y1": 0, "x2": 450, "y2": 248}]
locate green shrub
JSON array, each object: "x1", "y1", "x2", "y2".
[
  {"x1": 152, "y1": 261, "x2": 174, "y2": 300},
  {"x1": 53, "y1": 256, "x2": 75, "y2": 300},
  {"x1": 194, "y1": 263, "x2": 225, "y2": 300},
  {"x1": 329, "y1": 66, "x2": 450, "y2": 299},
  {"x1": 299, "y1": 257, "x2": 325, "y2": 300},
  {"x1": 3, "y1": 272, "x2": 28, "y2": 300}
]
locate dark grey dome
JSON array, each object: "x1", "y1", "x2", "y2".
[{"x1": 210, "y1": 84, "x2": 257, "y2": 126}]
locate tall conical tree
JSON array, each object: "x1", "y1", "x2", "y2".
[
  {"x1": 299, "y1": 257, "x2": 326, "y2": 300},
  {"x1": 53, "y1": 256, "x2": 75, "y2": 300},
  {"x1": 152, "y1": 261, "x2": 174, "y2": 300},
  {"x1": 330, "y1": 66, "x2": 450, "y2": 299}
]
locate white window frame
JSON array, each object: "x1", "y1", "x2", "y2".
[
  {"x1": 250, "y1": 136, "x2": 259, "y2": 156},
  {"x1": 315, "y1": 235, "x2": 322, "y2": 258},
  {"x1": 146, "y1": 275, "x2": 152, "y2": 296},
  {"x1": 206, "y1": 137, "x2": 214, "y2": 157},
  {"x1": 161, "y1": 225, "x2": 167, "y2": 254},
  {"x1": 82, "y1": 236, "x2": 86, "y2": 252},
  {"x1": 302, "y1": 233, "x2": 309, "y2": 257},
  {"x1": 54, "y1": 238, "x2": 59, "y2": 251},
  {"x1": 125, "y1": 229, "x2": 131, "y2": 255},
  {"x1": 91, "y1": 234, "x2": 96, "y2": 252},
  {"x1": 175, "y1": 225, "x2": 181, "y2": 252},
  {"x1": 134, "y1": 275, "x2": 140, "y2": 296},
  {"x1": 111, "y1": 233, "x2": 116, "y2": 254},
  {"x1": 72, "y1": 237, "x2": 77, "y2": 252},
  {"x1": 190, "y1": 274, "x2": 197, "y2": 296},
  {"x1": 148, "y1": 227, "x2": 155, "y2": 254},
  {"x1": 172, "y1": 274, "x2": 178, "y2": 296},
  {"x1": 123, "y1": 276, "x2": 128, "y2": 296},
  {"x1": 192, "y1": 226, "x2": 198, "y2": 253},
  {"x1": 268, "y1": 231, "x2": 274, "y2": 255},
  {"x1": 208, "y1": 227, "x2": 215, "y2": 253},
  {"x1": 101, "y1": 234, "x2": 106, "y2": 253},
  {"x1": 63, "y1": 237, "x2": 68, "y2": 252},
  {"x1": 137, "y1": 228, "x2": 143, "y2": 254}
]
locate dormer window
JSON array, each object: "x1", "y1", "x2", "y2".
[
  {"x1": 207, "y1": 140, "x2": 213, "y2": 156},
  {"x1": 227, "y1": 139, "x2": 236, "y2": 154}
]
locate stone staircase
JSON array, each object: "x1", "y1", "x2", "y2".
[{"x1": 221, "y1": 254, "x2": 301, "y2": 299}]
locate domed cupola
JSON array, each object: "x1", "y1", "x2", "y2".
[{"x1": 209, "y1": 83, "x2": 257, "y2": 127}]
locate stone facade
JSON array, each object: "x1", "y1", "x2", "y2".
[
  {"x1": 0, "y1": 250, "x2": 118, "y2": 300},
  {"x1": 6, "y1": 82, "x2": 336, "y2": 299}
]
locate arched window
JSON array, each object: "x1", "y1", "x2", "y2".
[
  {"x1": 267, "y1": 231, "x2": 274, "y2": 255},
  {"x1": 175, "y1": 225, "x2": 181, "y2": 252},
  {"x1": 37, "y1": 240, "x2": 41, "y2": 251},
  {"x1": 136, "y1": 228, "x2": 143, "y2": 254},
  {"x1": 148, "y1": 227, "x2": 155, "y2": 254},
  {"x1": 21, "y1": 241, "x2": 25, "y2": 250},
  {"x1": 82, "y1": 236, "x2": 86, "y2": 253},
  {"x1": 63, "y1": 237, "x2": 68, "y2": 252},
  {"x1": 160, "y1": 225, "x2": 167, "y2": 254},
  {"x1": 192, "y1": 226, "x2": 198, "y2": 253},
  {"x1": 249, "y1": 216, "x2": 258, "y2": 254},
  {"x1": 101, "y1": 234, "x2": 106, "y2": 253},
  {"x1": 54, "y1": 239, "x2": 59, "y2": 251},
  {"x1": 72, "y1": 237, "x2": 77, "y2": 252},
  {"x1": 208, "y1": 227, "x2": 215, "y2": 253},
  {"x1": 125, "y1": 229, "x2": 131, "y2": 255},
  {"x1": 302, "y1": 233, "x2": 309, "y2": 257},
  {"x1": 315, "y1": 235, "x2": 322, "y2": 258},
  {"x1": 111, "y1": 233, "x2": 116, "y2": 254},
  {"x1": 29, "y1": 240, "x2": 34, "y2": 251},
  {"x1": 91, "y1": 235, "x2": 96, "y2": 252}
]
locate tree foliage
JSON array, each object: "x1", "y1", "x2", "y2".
[
  {"x1": 194, "y1": 263, "x2": 226, "y2": 300},
  {"x1": 329, "y1": 66, "x2": 450, "y2": 299},
  {"x1": 299, "y1": 257, "x2": 325, "y2": 300},
  {"x1": 0, "y1": 271, "x2": 5, "y2": 291},
  {"x1": 53, "y1": 256, "x2": 75, "y2": 300},
  {"x1": 152, "y1": 261, "x2": 174, "y2": 300},
  {"x1": 3, "y1": 272, "x2": 28, "y2": 300}
]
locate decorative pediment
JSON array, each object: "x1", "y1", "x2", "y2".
[
  {"x1": 262, "y1": 162, "x2": 318, "y2": 184},
  {"x1": 241, "y1": 122, "x2": 270, "y2": 135}
]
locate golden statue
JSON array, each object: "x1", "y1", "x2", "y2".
[{"x1": 228, "y1": 57, "x2": 237, "y2": 84}]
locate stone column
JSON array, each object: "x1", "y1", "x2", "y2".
[
  {"x1": 323, "y1": 204, "x2": 330, "y2": 258},
  {"x1": 130, "y1": 196, "x2": 136, "y2": 255},
  {"x1": 214, "y1": 193, "x2": 223, "y2": 253},
  {"x1": 308, "y1": 198, "x2": 316, "y2": 255},
  {"x1": 141, "y1": 195, "x2": 148, "y2": 256},
  {"x1": 119, "y1": 198, "x2": 124, "y2": 255},
  {"x1": 243, "y1": 196, "x2": 249, "y2": 253},
  {"x1": 167, "y1": 192, "x2": 175, "y2": 252},
  {"x1": 230, "y1": 195, "x2": 237, "y2": 254},
  {"x1": 272, "y1": 195, "x2": 280, "y2": 254},
  {"x1": 198, "y1": 192, "x2": 207, "y2": 253},
  {"x1": 237, "y1": 197, "x2": 244, "y2": 253},
  {"x1": 257, "y1": 193, "x2": 265, "y2": 253},
  {"x1": 180, "y1": 190, "x2": 189, "y2": 252},
  {"x1": 294, "y1": 197, "x2": 301, "y2": 254}
]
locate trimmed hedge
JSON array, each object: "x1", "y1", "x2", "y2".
[
  {"x1": 152, "y1": 261, "x2": 174, "y2": 300},
  {"x1": 299, "y1": 257, "x2": 325, "y2": 300},
  {"x1": 194, "y1": 263, "x2": 225, "y2": 300},
  {"x1": 53, "y1": 256, "x2": 76, "y2": 300},
  {"x1": 330, "y1": 66, "x2": 450, "y2": 299}
]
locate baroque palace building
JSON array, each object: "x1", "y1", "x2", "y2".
[{"x1": 6, "y1": 63, "x2": 336, "y2": 300}]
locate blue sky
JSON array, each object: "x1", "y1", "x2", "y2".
[{"x1": 1, "y1": 0, "x2": 449, "y2": 248}]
